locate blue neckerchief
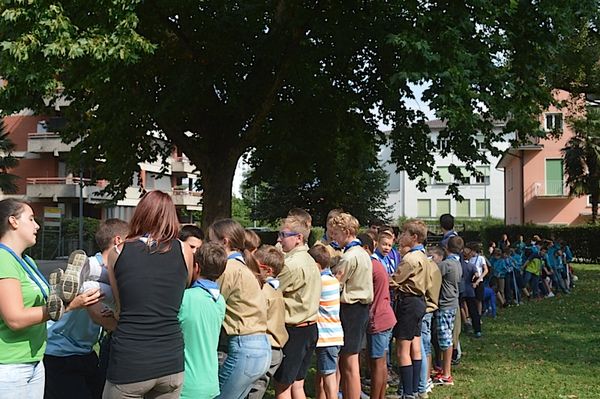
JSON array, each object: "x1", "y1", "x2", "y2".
[
  {"x1": 374, "y1": 249, "x2": 396, "y2": 274},
  {"x1": 442, "y1": 230, "x2": 458, "y2": 240},
  {"x1": 370, "y1": 253, "x2": 378, "y2": 260},
  {"x1": 343, "y1": 239, "x2": 362, "y2": 253},
  {"x1": 94, "y1": 252, "x2": 104, "y2": 266},
  {"x1": 408, "y1": 244, "x2": 425, "y2": 253},
  {"x1": 447, "y1": 254, "x2": 460, "y2": 262},
  {"x1": 191, "y1": 279, "x2": 221, "y2": 302},
  {"x1": 0, "y1": 243, "x2": 49, "y2": 300},
  {"x1": 320, "y1": 268, "x2": 333, "y2": 277},
  {"x1": 266, "y1": 276, "x2": 280, "y2": 290},
  {"x1": 227, "y1": 252, "x2": 245, "y2": 265},
  {"x1": 330, "y1": 241, "x2": 341, "y2": 250}
]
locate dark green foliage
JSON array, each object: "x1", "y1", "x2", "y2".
[
  {"x1": 1, "y1": 2, "x2": 599, "y2": 226},
  {"x1": 563, "y1": 106, "x2": 600, "y2": 223}
]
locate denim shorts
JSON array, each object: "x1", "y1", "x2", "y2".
[
  {"x1": 0, "y1": 361, "x2": 45, "y2": 399},
  {"x1": 436, "y1": 308, "x2": 457, "y2": 350},
  {"x1": 315, "y1": 346, "x2": 341, "y2": 375},
  {"x1": 420, "y1": 312, "x2": 433, "y2": 355},
  {"x1": 367, "y1": 328, "x2": 393, "y2": 359}
]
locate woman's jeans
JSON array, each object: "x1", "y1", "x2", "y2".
[
  {"x1": 0, "y1": 361, "x2": 45, "y2": 399},
  {"x1": 216, "y1": 334, "x2": 271, "y2": 399}
]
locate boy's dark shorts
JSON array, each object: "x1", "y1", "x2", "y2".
[
  {"x1": 340, "y1": 302, "x2": 369, "y2": 355},
  {"x1": 273, "y1": 323, "x2": 318, "y2": 386},
  {"x1": 475, "y1": 283, "x2": 484, "y2": 302},
  {"x1": 393, "y1": 295, "x2": 426, "y2": 340}
]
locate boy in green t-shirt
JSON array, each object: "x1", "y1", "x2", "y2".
[{"x1": 178, "y1": 242, "x2": 228, "y2": 399}]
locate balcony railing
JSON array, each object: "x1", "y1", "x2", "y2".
[
  {"x1": 26, "y1": 177, "x2": 106, "y2": 201},
  {"x1": 27, "y1": 132, "x2": 77, "y2": 153},
  {"x1": 532, "y1": 180, "x2": 567, "y2": 197}
]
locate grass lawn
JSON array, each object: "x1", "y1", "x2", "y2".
[{"x1": 266, "y1": 264, "x2": 600, "y2": 399}]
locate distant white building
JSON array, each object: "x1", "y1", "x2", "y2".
[{"x1": 381, "y1": 120, "x2": 511, "y2": 222}]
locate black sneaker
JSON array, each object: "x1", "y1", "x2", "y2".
[
  {"x1": 60, "y1": 250, "x2": 90, "y2": 302},
  {"x1": 47, "y1": 269, "x2": 65, "y2": 321}
]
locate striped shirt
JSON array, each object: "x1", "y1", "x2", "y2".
[{"x1": 316, "y1": 270, "x2": 344, "y2": 347}]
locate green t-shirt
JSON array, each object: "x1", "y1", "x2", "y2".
[
  {"x1": 178, "y1": 286, "x2": 226, "y2": 399},
  {"x1": 0, "y1": 250, "x2": 48, "y2": 364}
]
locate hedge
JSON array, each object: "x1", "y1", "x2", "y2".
[{"x1": 463, "y1": 225, "x2": 600, "y2": 263}]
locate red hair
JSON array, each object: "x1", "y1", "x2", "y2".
[{"x1": 128, "y1": 190, "x2": 180, "y2": 252}]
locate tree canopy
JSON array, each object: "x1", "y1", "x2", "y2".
[{"x1": 1, "y1": 1, "x2": 599, "y2": 226}]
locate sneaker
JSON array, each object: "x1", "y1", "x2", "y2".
[
  {"x1": 61, "y1": 250, "x2": 90, "y2": 302},
  {"x1": 425, "y1": 378, "x2": 434, "y2": 393},
  {"x1": 417, "y1": 392, "x2": 429, "y2": 399},
  {"x1": 546, "y1": 292, "x2": 555, "y2": 298},
  {"x1": 474, "y1": 331, "x2": 482, "y2": 338},
  {"x1": 47, "y1": 269, "x2": 65, "y2": 321},
  {"x1": 433, "y1": 374, "x2": 454, "y2": 386}
]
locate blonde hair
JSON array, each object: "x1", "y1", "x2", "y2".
[
  {"x1": 377, "y1": 230, "x2": 394, "y2": 243},
  {"x1": 287, "y1": 208, "x2": 312, "y2": 229},
  {"x1": 402, "y1": 219, "x2": 427, "y2": 243},
  {"x1": 281, "y1": 214, "x2": 311, "y2": 243},
  {"x1": 327, "y1": 212, "x2": 360, "y2": 236}
]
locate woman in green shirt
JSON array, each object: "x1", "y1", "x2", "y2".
[{"x1": 0, "y1": 199, "x2": 100, "y2": 398}]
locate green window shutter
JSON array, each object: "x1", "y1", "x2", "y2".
[
  {"x1": 417, "y1": 199, "x2": 431, "y2": 217},
  {"x1": 456, "y1": 200, "x2": 470, "y2": 217},
  {"x1": 475, "y1": 166, "x2": 490, "y2": 176},
  {"x1": 436, "y1": 199, "x2": 450, "y2": 216},
  {"x1": 545, "y1": 159, "x2": 564, "y2": 195},
  {"x1": 476, "y1": 199, "x2": 490, "y2": 217}
]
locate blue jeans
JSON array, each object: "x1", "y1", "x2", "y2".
[
  {"x1": 0, "y1": 361, "x2": 45, "y2": 399},
  {"x1": 418, "y1": 312, "x2": 433, "y2": 393},
  {"x1": 522, "y1": 271, "x2": 540, "y2": 298},
  {"x1": 216, "y1": 334, "x2": 271, "y2": 399}
]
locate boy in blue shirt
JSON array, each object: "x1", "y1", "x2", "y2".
[{"x1": 179, "y1": 242, "x2": 228, "y2": 399}]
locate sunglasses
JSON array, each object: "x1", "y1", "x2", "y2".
[{"x1": 278, "y1": 231, "x2": 300, "y2": 239}]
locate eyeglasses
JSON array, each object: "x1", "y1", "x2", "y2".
[{"x1": 278, "y1": 231, "x2": 300, "y2": 239}]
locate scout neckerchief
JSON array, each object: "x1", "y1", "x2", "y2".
[
  {"x1": 343, "y1": 239, "x2": 362, "y2": 253},
  {"x1": 408, "y1": 244, "x2": 425, "y2": 254},
  {"x1": 227, "y1": 251, "x2": 245, "y2": 264},
  {"x1": 265, "y1": 276, "x2": 280, "y2": 290},
  {"x1": 0, "y1": 243, "x2": 49, "y2": 300},
  {"x1": 191, "y1": 278, "x2": 221, "y2": 302}
]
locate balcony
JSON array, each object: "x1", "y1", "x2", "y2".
[
  {"x1": 525, "y1": 180, "x2": 568, "y2": 200},
  {"x1": 26, "y1": 177, "x2": 106, "y2": 202},
  {"x1": 27, "y1": 133, "x2": 76, "y2": 155},
  {"x1": 171, "y1": 189, "x2": 203, "y2": 208},
  {"x1": 171, "y1": 156, "x2": 196, "y2": 174}
]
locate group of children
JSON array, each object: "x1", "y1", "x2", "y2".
[{"x1": 32, "y1": 203, "x2": 577, "y2": 399}]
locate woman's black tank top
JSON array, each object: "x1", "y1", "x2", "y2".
[{"x1": 107, "y1": 239, "x2": 188, "y2": 384}]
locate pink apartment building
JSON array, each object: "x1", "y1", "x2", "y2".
[{"x1": 497, "y1": 90, "x2": 590, "y2": 225}]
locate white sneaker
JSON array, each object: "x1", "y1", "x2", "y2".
[{"x1": 546, "y1": 292, "x2": 555, "y2": 298}]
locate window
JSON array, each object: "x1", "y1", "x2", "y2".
[
  {"x1": 436, "y1": 199, "x2": 450, "y2": 217},
  {"x1": 545, "y1": 159, "x2": 564, "y2": 195},
  {"x1": 456, "y1": 200, "x2": 471, "y2": 218},
  {"x1": 436, "y1": 136, "x2": 450, "y2": 152},
  {"x1": 545, "y1": 113, "x2": 563, "y2": 131},
  {"x1": 435, "y1": 167, "x2": 452, "y2": 184},
  {"x1": 473, "y1": 166, "x2": 490, "y2": 184},
  {"x1": 417, "y1": 199, "x2": 431, "y2": 218},
  {"x1": 475, "y1": 199, "x2": 490, "y2": 217}
]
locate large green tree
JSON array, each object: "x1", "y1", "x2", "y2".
[
  {"x1": 1, "y1": 1, "x2": 599, "y2": 226},
  {"x1": 563, "y1": 106, "x2": 600, "y2": 223}
]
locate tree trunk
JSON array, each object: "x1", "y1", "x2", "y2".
[{"x1": 194, "y1": 150, "x2": 240, "y2": 229}]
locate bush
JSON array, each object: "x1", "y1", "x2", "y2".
[{"x1": 29, "y1": 217, "x2": 100, "y2": 260}]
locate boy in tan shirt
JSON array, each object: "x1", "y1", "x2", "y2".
[
  {"x1": 248, "y1": 245, "x2": 289, "y2": 399},
  {"x1": 274, "y1": 213, "x2": 321, "y2": 399},
  {"x1": 390, "y1": 219, "x2": 429, "y2": 399}
]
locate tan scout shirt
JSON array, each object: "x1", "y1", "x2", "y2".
[
  {"x1": 425, "y1": 259, "x2": 442, "y2": 313},
  {"x1": 338, "y1": 245, "x2": 374, "y2": 305},
  {"x1": 391, "y1": 249, "x2": 429, "y2": 297},
  {"x1": 263, "y1": 283, "x2": 289, "y2": 348},
  {"x1": 217, "y1": 258, "x2": 267, "y2": 336},
  {"x1": 278, "y1": 244, "x2": 321, "y2": 325}
]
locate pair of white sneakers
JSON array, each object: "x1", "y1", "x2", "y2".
[{"x1": 46, "y1": 250, "x2": 90, "y2": 321}]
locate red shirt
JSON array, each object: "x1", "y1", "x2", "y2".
[{"x1": 368, "y1": 258, "x2": 397, "y2": 334}]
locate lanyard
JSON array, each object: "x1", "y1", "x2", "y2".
[
  {"x1": 0, "y1": 243, "x2": 49, "y2": 300},
  {"x1": 343, "y1": 239, "x2": 362, "y2": 253},
  {"x1": 227, "y1": 251, "x2": 246, "y2": 265}
]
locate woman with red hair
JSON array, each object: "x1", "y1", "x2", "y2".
[{"x1": 104, "y1": 191, "x2": 193, "y2": 399}]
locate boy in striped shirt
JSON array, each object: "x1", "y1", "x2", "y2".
[{"x1": 309, "y1": 245, "x2": 344, "y2": 399}]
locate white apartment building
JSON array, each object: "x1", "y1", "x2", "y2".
[{"x1": 381, "y1": 120, "x2": 511, "y2": 222}]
